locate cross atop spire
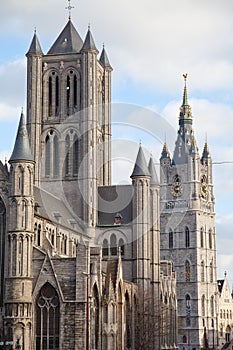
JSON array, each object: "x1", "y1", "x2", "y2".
[{"x1": 66, "y1": 0, "x2": 74, "y2": 20}]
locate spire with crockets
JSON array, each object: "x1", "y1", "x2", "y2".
[{"x1": 172, "y1": 74, "x2": 198, "y2": 164}]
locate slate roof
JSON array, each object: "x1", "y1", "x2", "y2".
[
  {"x1": 26, "y1": 31, "x2": 43, "y2": 55},
  {"x1": 148, "y1": 156, "x2": 159, "y2": 185},
  {"x1": 47, "y1": 19, "x2": 83, "y2": 54},
  {"x1": 9, "y1": 111, "x2": 34, "y2": 162},
  {"x1": 99, "y1": 46, "x2": 112, "y2": 69},
  {"x1": 81, "y1": 28, "x2": 98, "y2": 52},
  {"x1": 34, "y1": 186, "x2": 86, "y2": 234},
  {"x1": 131, "y1": 145, "x2": 150, "y2": 177}
]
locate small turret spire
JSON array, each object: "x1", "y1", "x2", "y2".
[
  {"x1": 9, "y1": 110, "x2": 34, "y2": 163},
  {"x1": 131, "y1": 144, "x2": 150, "y2": 178},
  {"x1": 160, "y1": 142, "x2": 170, "y2": 160}
]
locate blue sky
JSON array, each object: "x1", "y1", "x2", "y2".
[{"x1": 1, "y1": 0, "x2": 233, "y2": 283}]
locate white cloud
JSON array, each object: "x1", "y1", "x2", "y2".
[{"x1": 0, "y1": 59, "x2": 26, "y2": 106}]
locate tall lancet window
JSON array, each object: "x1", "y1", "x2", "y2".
[
  {"x1": 185, "y1": 227, "x2": 190, "y2": 248},
  {"x1": 49, "y1": 76, "x2": 52, "y2": 117},
  {"x1": 73, "y1": 74, "x2": 77, "y2": 109},
  {"x1": 53, "y1": 135, "x2": 59, "y2": 177},
  {"x1": 73, "y1": 135, "x2": 79, "y2": 176},
  {"x1": 66, "y1": 76, "x2": 71, "y2": 115},
  {"x1": 185, "y1": 260, "x2": 191, "y2": 282},
  {"x1": 48, "y1": 72, "x2": 59, "y2": 117},
  {"x1": 55, "y1": 76, "x2": 59, "y2": 116},
  {"x1": 65, "y1": 135, "x2": 71, "y2": 176},
  {"x1": 36, "y1": 282, "x2": 59, "y2": 350},
  {"x1": 185, "y1": 294, "x2": 191, "y2": 327},
  {"x1": 45, "y1": 135, "x2": 51, "y2": 177},
  {"x1": 91, "y1": 284, "x2": 99, "y2": 350}
]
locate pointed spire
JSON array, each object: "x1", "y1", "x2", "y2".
[
  {"x1": 9, "y1": 110, "x2": 34, "y2": 163},
  {"x1": 131, "y1": 144, "x2": 150, "y2": 178},
  {"x1": 100, "y1": 45, "x2": 112, "y2": 69},
  {"x1": 26, "y1": 30, "x2": 43, "y2": 56},
  {"x1": 182, "y1": 73, "x2": 188, "y2": 106},
  {"x1": 202, "y1": 141, "x2": 211, "y2": 159},
  {"x1": 160, "y1": 142, "x2": 170, "y2": 160},
  {"x1": 179, "y1": 73, "x2": 192, "y2": 126},
  {"x1": 148, "y1": 156, "x2": 159, "y2": 185},
  {"x1": 47, "y1": 20, "x2": 83, "y2": 54},
  {"x1": 81, "y1": 27, "x2": 98, "y2": 53}
]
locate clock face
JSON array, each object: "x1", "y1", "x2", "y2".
[
  {"x1": 171, "y1": 180, "x2": 183, "y2": 197},
  {"x1": 201, "y1": 182, "x2": 208, "y2": 198}
]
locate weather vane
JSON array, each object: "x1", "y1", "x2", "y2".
[{"x1": 66, "y1": 0, "x2": 74, "y2": 20}]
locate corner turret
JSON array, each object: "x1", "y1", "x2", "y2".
[
  {"x1": 9, "y1": 110, "x2": 34, "y2": 163},
  {"x1": 131, "y1": 144, "x2": 150, "y2": 178}
]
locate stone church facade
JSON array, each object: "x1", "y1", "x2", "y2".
[{"x1": 0, "y1": 17, "x2": 178, "y2": 350}]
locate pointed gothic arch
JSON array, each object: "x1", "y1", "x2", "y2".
[
  {"x1": 125, "y1": 291, "x2": 131, "y2": 349},
  {"x1": 185, "y1": 226, "x2": 190, "y2": 248},
  {"x1": 36, "y1": 282, "x2": 60, "y2": 350},
  {"x1": 91, "y1": 283, "x2": 100, "y2": 350}
]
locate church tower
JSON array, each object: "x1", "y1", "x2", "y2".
[
  {"x1": 160, "y1": 76, "x2": 218, "y2": 349},
  {"x1": 26, "y1": 16, "x2": 112, "y2": 228},
  {"x1": 4, "y1": 111, "x2": 35, "y2": 350}
]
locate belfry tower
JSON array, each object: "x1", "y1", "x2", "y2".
[
  {"x1": 26, "y1": 16, "x2": 112, "y2": 228},
  {"x1": 160, "y1": 75, "x2": 218, "y2": 350}
]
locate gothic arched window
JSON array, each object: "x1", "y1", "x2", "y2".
[
  {"x1": 200, "y1": 227, "x2": 204, "y2": 248},
  {"x1": 66, "y1": 76, "x2": 71, "y2": 115},
  {"x1": 45, "y1": 135, "x2": 51, "y2": 177},
  {"x1": 201, "y1": 261, "x2": 205, "y2": 282},
  {"x1": 185, "y1": 260, "x2": 191, "y2": 282},
  {"x1": 125, "y1": 291, "x2": 131, "y2": 348},
  {"x1": 110, "y1": 234, "x2": 117, "y2": 256},
  {"x1": 210, "y1": 261, "x2": 214, "y2": 282},
  {"x1": 37, "y1": 224, "x2": 41, "y2": 246},
  {"x1": 185, "y1": 294, "x2": 191, "y2": 326},
  {"x1": 169, "y1": 229, "x2": 173, "y2": 249},
  {"x1": 73, "y1": 135, "x2": 79, "y2": 176},
  {"x1": 210, "y1": 295, "x2": 214, "y2": 317},
  {"x1": 91, "y1": 284, "x2": 99, "y2": 350},
  {"x1": 65, "y1": 135, "x2": 71, "y2": 176},
  {"x1": 53, "y1": 135, "x2": 59, "y2": 177},
  {"x1": 202, "y1": 295, "x2": 205, "y2": 316},
  {"x1": 185, "y1": 227, "x2": 190, "y2": 248},
  {"x1": 102, "y1": 239, "x2": 108, "y2": 257},
  {"x1": 209, "y1": 229, "x2": 212, "y2": 249},
  {"x1": 36, "y1": 283, "x2": 59, "y2": 350}
]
